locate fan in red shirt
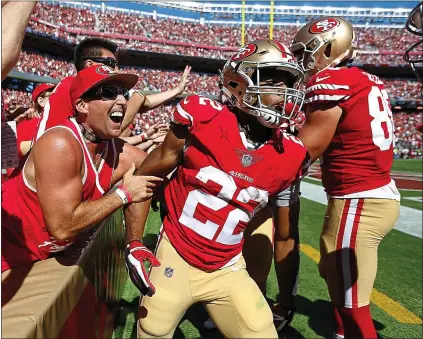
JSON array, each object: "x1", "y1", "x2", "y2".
[
  {"x1": 291, "y1": 17, "x2": 400, "y2": 339},
  {"x1": 35, "y1": 37, "x2": 191, "y2": 142},
  {"x1": 16, "y1": 83, "x2": 55, "y2": 159},
  {"x1": 1, "y1": 65, "x2": 162, "y2": 273}
]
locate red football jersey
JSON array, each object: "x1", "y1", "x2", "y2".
[
  {"x1": 163, "y1": 95, "x2": 309, "y2": 271},
  {"x1": 305, "y1": 67, "x2": 394, "y2": 196},
  {"x1": 35, "y1": 76, "x2": 74, "y2": 140},
  {"x1": 1, "y1": 118, "x2": 117, "y2": 272}
]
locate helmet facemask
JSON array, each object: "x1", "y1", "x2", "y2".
[
  {"x1": 404, "y1": 1, "x2": 423, "y2": 89},
  {"x1": 221, "y1": 60, "x2": 305, "y2": 129}
]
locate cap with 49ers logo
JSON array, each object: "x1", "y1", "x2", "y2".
[
  {"x1": 309, "y1": 18, "x2": 340, "y2": 34},
  {"x1": 70, "y1": 65, "x2": 138, "y2": 105}
]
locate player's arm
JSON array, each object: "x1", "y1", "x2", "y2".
[
  {"x1": 297, "y1": 103, "x2": 342, "y2": 163},
  {"x1": 123, "y1": 123, "x2": 187, "y2": 296},
  {"x1": 271, "y1": 179, "x2": 301, "y2": 309},
  {"x1": 124, "y1": 123, "x2": 188, "y2": 242}
]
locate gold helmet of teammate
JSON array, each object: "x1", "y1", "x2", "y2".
[
  {"x1": 220, "y1": 39, "x2": 305, "y2": 128},
  {"x1": 404, "y1": 1, "x2": 423, "y2": 86},
  {"x1": 290, "y1": 17, "x2": 357, "y2": 80}
]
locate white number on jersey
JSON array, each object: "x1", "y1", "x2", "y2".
[
  {"x1": 198, "y1": 97, "x2": 223, "y2": 111},
  {"x1": 368, "y1": 86, "x2": 394, "y2": 151},
  {"x1": 179, "y1": 166, "x2": 268, "y2": 245}
]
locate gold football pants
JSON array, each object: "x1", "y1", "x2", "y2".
[{"x1": 138, "y1": 230, "x2": 277, "y2": 338}]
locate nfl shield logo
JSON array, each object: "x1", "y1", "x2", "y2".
[
  {"x1": 164, "y1": 267, "x2": 174, "y2": 278},
  {"x1": 242, "y1": 154, "x2": 253, "y2": 167}
]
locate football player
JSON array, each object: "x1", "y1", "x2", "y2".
[
  {"x1": 123, "y1": 39, "x2": 310, "y2": 338},
  {"x1": 404, "y1": 1, "x2": 422, "y2": 88},
  {"x1": 291, "y1": 18, "x2": 400, "y2": 338}
]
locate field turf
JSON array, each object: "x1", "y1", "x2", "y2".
[{"x1": 113, "y1": 160, "x2": 422, "y2": 338}]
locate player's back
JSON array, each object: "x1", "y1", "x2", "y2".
[
  {"x1": 164, "y1": 95, "x2": 308, "y2": 271},
  {"x1": 305, "y1": 67, "x2": 394, "y2": 196}
]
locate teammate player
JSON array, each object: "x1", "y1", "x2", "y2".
[
  {"x1": 404, "y1": 1, "x2": 422, "y2": 87},
  {"x1": 290, "y1": 17, "x2": 400, "y2": 338},
  {"x1": 1, "y1": 65, "x2": 162, "y2": 272},
  {"x1": 123, "y1": 39, "x2": 309, "y2": 338}
]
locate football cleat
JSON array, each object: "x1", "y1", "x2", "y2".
[
  {"x1": 203, "y1": 317, "x2": 217, "y2": 330},
  {"x1": 272, "y1": 304, "x2": 295, "y2": 332}
]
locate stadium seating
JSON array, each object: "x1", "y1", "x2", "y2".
[
  {"x1": 26, "y1": 2, "x2": 421, "y2": 65},
  {"x1": 11, "y1": 50, "x2": 421, "y2": 101}
]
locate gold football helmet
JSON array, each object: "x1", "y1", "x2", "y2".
[
  {"x1": 404, "y1": 1, "x2": 422, "y2": 86},
  {"x1": 290, "y1": 17, "x2": 357, "y2": 79},
  {"x1": 220, "y1": 39, "x2": 305, "y2": 128}
]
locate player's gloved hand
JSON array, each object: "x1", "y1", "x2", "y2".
[{"x1": 125, "y1": 240, "x2": 161, "y2": 297}]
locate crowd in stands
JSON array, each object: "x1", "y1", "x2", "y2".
[
  {"x1": 26, "y1": 2, "x2": 420, "y2": 64},
  {"x1": 13, "y1": 50, "x2": 422, "y2": 102},
  {"x1": 4, "y1": 84, "x2": 420, "y2": 158},
  {"x1": 394, "y1": 112, "x2": 422, "y2": 159}
]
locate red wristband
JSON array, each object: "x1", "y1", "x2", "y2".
[
  {"x1": 141, "y1": 132, "x2": 148, "y2": 143},
  {"x1": 118, "y1": 185, "x2": 133, "y2": 204},
  {"x1": 129, "y1": 123, "x2": 135, "y2": 131}
]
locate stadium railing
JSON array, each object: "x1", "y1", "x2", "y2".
[{"x1": 1, "y1": 210, "x2": 127, "y2": 339}]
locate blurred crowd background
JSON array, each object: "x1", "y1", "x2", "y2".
[{"x1": 2, "y1": 1, "x2": 422, "y2": 159}]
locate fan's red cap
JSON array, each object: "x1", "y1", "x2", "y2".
[
  {"x1": 70, "y1": 65, "x2": 138, "y2": 105},
  {"x1": 32, "y1": 83, "x2": 56, "y2": 103}
]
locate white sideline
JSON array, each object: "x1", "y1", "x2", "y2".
[{"x1": 300, "y1": 182, "x2": 423, "y2": 239}]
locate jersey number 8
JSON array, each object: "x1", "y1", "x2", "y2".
[{"x1": 368, "y1": 86, "x2": 394, "y2": 151}]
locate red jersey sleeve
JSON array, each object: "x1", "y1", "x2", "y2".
[
  {"x1": 172, "y1": 95, "x2": 224, "y2": 130},
  {"x1": 304, "y1": 68, "x2": 355, "y2": 107}
]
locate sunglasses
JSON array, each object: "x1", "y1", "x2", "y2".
[
  {"x1": 83, "y1": 57, "x2": 118, "y2": 69},
  {"x1": 84, "y1": 85, "x2": 130, "y2": 101}
]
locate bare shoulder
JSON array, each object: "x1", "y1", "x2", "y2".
[{"x1": 32, "y1": 127, "x2": 83, "y2": 167}]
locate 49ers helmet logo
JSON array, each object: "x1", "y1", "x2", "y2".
[
  {"x1": 309, "y1": 18, "x2": 340, "y2": 34},
  {"x1": 230, "y1": 44, "x2": 258, "y2": 61}
]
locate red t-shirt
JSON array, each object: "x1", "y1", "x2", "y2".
[
  {"x1": 35, "y1": 76, "x2": 75, "y2": 140},
  {"x1": 16, "y1": 117, "x2": 40, "y2": 159},
  {"x1": 305, "y1": 67, "x2": 394, "y2": 196},
  {"x1": 163, "y1": 95, "x2": 309, "y2": 271}
]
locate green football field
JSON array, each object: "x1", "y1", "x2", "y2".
[
  {"x1": 390, "y1": 159, "x2": 422, "y2": 174},
  {"x1": 113, "y1": 160, "x2": 422, "y2": 338}
]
